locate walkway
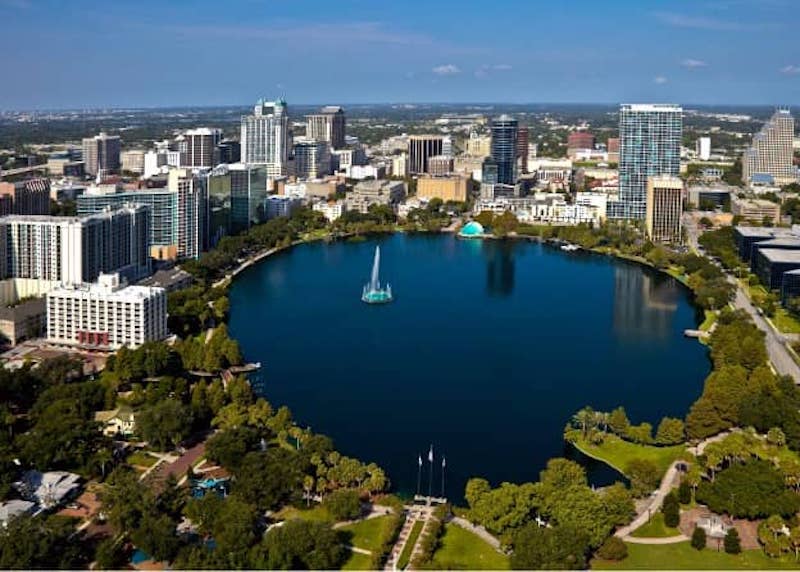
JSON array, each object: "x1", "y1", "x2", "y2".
[
  {"x1": 450, "y1": 516, "x2": 503, "y2": 551},
  {"x1": 615, "y1": 461, "x2": 681, "y2": 539}
]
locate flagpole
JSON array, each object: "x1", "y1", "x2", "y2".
[
  {"x1": 427, "y1": 444, "x2": 434, "y2": 499},
  {"x1": 441, "y1": 456, "x2": 446, "y2": 499},
  {"x1": 416, "y1": 454, "x2": 422, "y2": 496}
]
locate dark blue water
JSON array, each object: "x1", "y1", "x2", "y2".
[{"x1": 228, "y1": 234, "x2": 709, "y2": 501}]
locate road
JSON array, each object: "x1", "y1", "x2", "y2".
[{"x1": 682, "y1": 213, "x2": 800, "y2": 382}]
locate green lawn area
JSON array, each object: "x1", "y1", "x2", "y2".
[
  {"x1": 592, "y1": 541, "x2": 800, "y2": 570},
  {"x1": 772, "y1": 308, "x2": 800, "y2": 334},
  {"x1": 699, "y1": 310, "x2": 717, "y2": 331},
  {"x1": 431, "y1": 524, "x2": 510, "y2": 570},
  {"x1": 341, "y1": 552, "x2": 372, "y2": 571},
  {"x1": 572, "y1": 434, "x2": 687, "y2": 478},
  {"x1": 630, "y1": 513, "x2": 681, "y2": 538},
  {"x1": 397, "y1": 520, "x2": 424, "y2": 570},
  {"x1": 272, "y1": 504, "x2": 332, "y2": 523},
  {"x1": 126, "y1": 450, "x2": 157, "y2": 468},
  {"x1": 339, "y1": 515, "x2": 395, "y2": 552}
]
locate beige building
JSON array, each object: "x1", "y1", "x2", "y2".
[
  {"x1": 731, "y1": 197, "x2": 781, "y2": 225},
  {"x1": 645, "y1": 176, "x2": 684, "y2": 244},
  {"x1": 742, "y1": 109, "x2": 796, "y2": 187},
  {"x1": 416, "y1": 176, "x2": 469, "y2": 202},
  {"x1": 465, "y1": 133, "x2": 491, "y2": 157},
  {"x1": 121, "y1": 150, "x2": 146, "y2": 174}
]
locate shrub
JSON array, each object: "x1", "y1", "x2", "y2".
[
  {"x1": 724, "y1": 528, "x2": 741, "y2": 555},
  {"x1": 691, "y1": 527, "x2": 707, "y2": 550},
  {"x1": 662, "y1": 492, "x2": 680, "y2": 528},
  {"x1": 596, "y1": 537, "x2": 627, "y2": 561},
  {"x1": 677, "y1": 481, "x2": 691, "y2": 505}
]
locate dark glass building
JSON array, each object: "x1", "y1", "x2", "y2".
[{"x1": 491, "y1": 115, "x2": 518, "y2": 185}]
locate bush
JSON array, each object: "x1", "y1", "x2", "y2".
[
  {"x1": 323, "y1": 489, "x2": 361, "y2": 521},
  {"x1": 691, "y1": 526, "x2": 707, "y2": 550},
  {"x1": 370, "y1": 513, "x2": 404, "y2": 570},
  {"x1": 724, "y1": 528, "x2": 741, "y2": 555},
  {"x1": 596, "y1": 537, "x2": 628, "y2": 561},
  {"x1": 678, "y1": 481, "x2": 691, "y2": 505},
  {"x1": 662, "y1": 492, "x2": 680, "y2": 528}
]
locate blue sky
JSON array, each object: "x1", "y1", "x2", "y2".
[{"x1": 1, "y1": 0, "x2": 799, "y2": 109}]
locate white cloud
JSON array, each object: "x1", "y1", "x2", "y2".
[
  {"x1": 780, "y1": 65, "x2": 800, "y2": 75},
  {"x1": 654, "y1": 76, "x2": 668, "y2": 84},
  {"x1": 654, "y1": 11, "x2": 742, "y2": 30},
  {"x1": 681, "y1": 58, "x2": 708, "y2": 69},
  {"x1": 432, "y1": 64, "x2": 461, "y2": 76}
]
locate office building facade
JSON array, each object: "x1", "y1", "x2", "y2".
[
  {"x1": 184, "y1": 128, "x2": 223, "y2": 169},
  {"x1": 82, "y1": 132, "x2": 121, "y2": 176},
  {"x1": 742, "y1": 109, "x2": 796, "y2": 187},
  {"x1": 241, "y1": 98, "x2": 290, "y2": 179},
  {"x1": 645, "y1": 175, "x2": 684, "y2": 244},
  {"x1": 293, "y1": 139, "x2": 332, "y2": 179},
  {"x1": 306, "y1": 106, "x2": 346, "y2": 150},
  {"x1": 408, "y1": 135, "x2": 445, "y2": 174},
  {"x1": 609, "y1": 104, "x2": 682, "y2": 220},
  {"x1": 491, "y1": 115, "x2": 518, "y2": 185},
  {"x1": 0, "y1": 178, "x2": 50, "y2": 215},
  {"x1": 46, "y1": 273, "x2": 167, "y2": 350}
]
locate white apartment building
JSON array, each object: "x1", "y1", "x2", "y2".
[
  {"x1": 313, "y1": 200, "x2": 347, "y2": 222},
  {"x1": 46, "y1": 273, "x2": 167, "y2": 350},
  {"x1": 696, "y1": 137, "x2": 711, "y2": 161},
  {"x1": 241, "y1": 98, "x2": 290, "y2": 179}
]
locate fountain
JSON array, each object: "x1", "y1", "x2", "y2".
[{"x1": 361, "y1": 246, "x2": 394, "y2": 304}]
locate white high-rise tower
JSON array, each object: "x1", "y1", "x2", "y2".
[{"x1": 241, "y1": 98, "x2": 290, "y2": 180}]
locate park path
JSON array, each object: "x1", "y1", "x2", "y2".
[
  {"x1": 450, "y1": 516, "x2": 503, "y2": 551},
  {"x1": 615, "y1": 461, "x2": 682, "y2": 539}
]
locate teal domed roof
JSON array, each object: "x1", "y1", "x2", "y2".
[{"x1": 459, "y1": 221, "x2": 485, "y2": 237}]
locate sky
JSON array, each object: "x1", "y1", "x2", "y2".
[{"x1": 1, "y1": 0, "x2": 799, "y2": 109}]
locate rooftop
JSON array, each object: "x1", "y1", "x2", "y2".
[{"x1": 757, "y1": 248, "x2": 800, "y2": 264}]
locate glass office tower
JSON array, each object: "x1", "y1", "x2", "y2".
[{"x1": 490, "y1": 115, "x2": 518, "y2": 185}]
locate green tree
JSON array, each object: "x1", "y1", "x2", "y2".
[
  {"x1": 130, "y1": 511, "x2": 180, "y2": 563},
  {"x1": 662, "y1": 491, "x2": 680, "y2": 528},
  {"x1": 0, "y1": 515, "x2": 85, "y2": 569},
  {"x1": 686, "y1": 397, "x2": 728, "y2": 440},
  {"x1": 595, "y1": 537, "x2": 627, "y2": 561},
  {"x1": 625, "y1": 459, "x2": 660, "y2": 497},
  {"x1": 600, "y1": 482, "x2": 635, "y2": 527},
  {"x1": 510, "y1": 524, "x2": 589, "y2": 570},
  {"x1": 136, "y1": 399, "x2": 193, "y2": 451},
  {"x1": 253, "y1": 519, "x2": 345, "y2": 570},
  {"x1": 678, "y1": 481, "x2": 692, "y2": 505},
  {"x1": 725, "y1": 527, "x2": 742, "y2": 555},
  {"x1": 608, "y1": 407, "x2": 630, "y2": 436},
  {"x1": 655, "y1": 417, "x2": 685, "y2": 445},
  {"x1": 691, "y1": 526, "x2": 707, "y2": 550},
  {"x1": 323, "y1": 488, "x2": 362, "y2": 521}
]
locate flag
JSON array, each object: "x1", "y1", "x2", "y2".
[
  {"x1": 442, "y1": 456, "x2": 446, "y2": 468},
  {"x1": 428, "y1": 445, "x2": 434, "y2": 463},
  {"x1": 418, "y1": 455, "x2": 422, "y2": 467}
]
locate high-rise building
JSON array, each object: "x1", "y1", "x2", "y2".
[
  {"x1": 241, "y1": 98, "x2": 290, "y2": 179},
  {"x1": 77, "y1": 170, "x2": 209, "y2": 260},
  {"x1": 696, "y1": 137, "x2": 711, "y2": 161},
  {"x1": 645, "y1": 175, "x2": 684, "y2": 244},
  {"x1": 82, "y1": 132, "x2": 121, "y2": 176},
  {"x1": 229, "y1": 164, "x2": 267, "y2": 233},
  {"x1": 265, "y1": 195, "x2": 303, "y2": 220},
  {"x1": 408, "y1": 135, "x2": 445, "y2": 174},
  {"x1": 293, "y1": 139, "x2": 331, "y2": 179},
  {"x1": 46, "y1": 272, "x2": 167, "y2": 350},
  {"x1": 0, "y1": 205, "x2": 150, "y2": 292},
  {"x1": 491, "y1": 115, "x2": 518, "y2": 185},
  {"x1": 742, "y1": 109, "x2": 796, "y2": 187},
  {"x1": 306, "y1": 106, "x2": 346, "y2": 150},
  {"x1": 214, "y1": 140, "x2": 241, "y2": 165},
  {"x1": 121, "y1": 150, "x2": 146, "y2": 174},
  {"x1": 517, "y1": 126, "x2": 529, "y2": 173},
  {"x1": 416, "y1": 175, "x2": 469, "y2": 202},
  {"x1": 185, "y1": 128, "x2": 223, "y2": 169},
  {"x1": 466, "y1": 132, "x2": 492, "y2": 157},
  {"x1": 392, "y1": 153, "x2": 408, "y2": 177},
  {"x1": 609, "y1": 104, "x2": 682, "y2": 220},
  {"x1": 0, "y1": 178, "x2": 51, "y2": 215}
]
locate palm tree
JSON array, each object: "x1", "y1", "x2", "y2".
[{"x1": 572, "y1": 407, "x2": 596, "y2": 440}]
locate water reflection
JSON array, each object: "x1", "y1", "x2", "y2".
[
  {"x1": 482, "y1": 240, "x2": 516, "y2": 297},
  {"x1": 613, "y1": 264, "x2": 678, "y2": 340}
]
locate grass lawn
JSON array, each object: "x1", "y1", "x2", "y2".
[
  {"x1": 339, "y1": 515, "x2": 395, "y2": 552},
  {"x1": 272, "y1": 504, "x2": 332, "y2": 523},
  {"x1": 572, "y1": 434, "x2": 687, "y2": 478},
  {"x1": 126, "y1": 450, "x2": 157, "y2": 468},
  {"x1": 592, "y1": 541, "x2": 800, "y2": 570},
  {"x1": 630, "y1": 513, "x2": 681, "y2": 538},
  {"x1": 699, "y1": 310, "x2": 717, "y2": 331},
  {"x1": 341, "y1": 552, "x2": 372, "y2": 571},
  {"x1": 432, "y1": 524, "x2": 510, "y2": 570},
  {"x1": 397, "y1": 520, "x2": 424, "y2": 570},
  {"x1": 772, "y1": 308, "x2": 800, "y2": 334}
]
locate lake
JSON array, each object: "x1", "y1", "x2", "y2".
[{"x1": 228, "y1": 233, "x2": 709, "y2": 501}]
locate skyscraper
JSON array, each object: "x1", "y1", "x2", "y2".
[
  {"x1": 408, "y1": 135, "x2": 444, "y2": 174},
  {"x1": 742, "y1": 109, "x2": 796, "y2": 187},
  {"x1": 184, "y1": 128, "x2": 223, "y2": 169},
  {"x1": 306, "y1": 106, "x2": 346, "y2": 150},
  {"x1": 609, "y1": 104, "x2": 682, "y2": 220},
  {"x1": 516, "y1": 126, "x2": 529, "y2": 173},
  {"x1": 241, "y1": 98, "x2": 290, "y2": 179},
  {"x1": 491, "y1": 115, "x2": 518, "y2": 185},
  {"x1": 82, "y1": 132, "x2": 121, "y2": 176},
  {"x1": 293, "y1": 139, "x2": 332, "y2": 179},
  {"x1": 646, "y1": 175, "x2": 684, "y2": 244}
]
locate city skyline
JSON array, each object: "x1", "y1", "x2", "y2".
[{"x1": 1, "y1": 0, "x2": 800, "y2": 109}]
